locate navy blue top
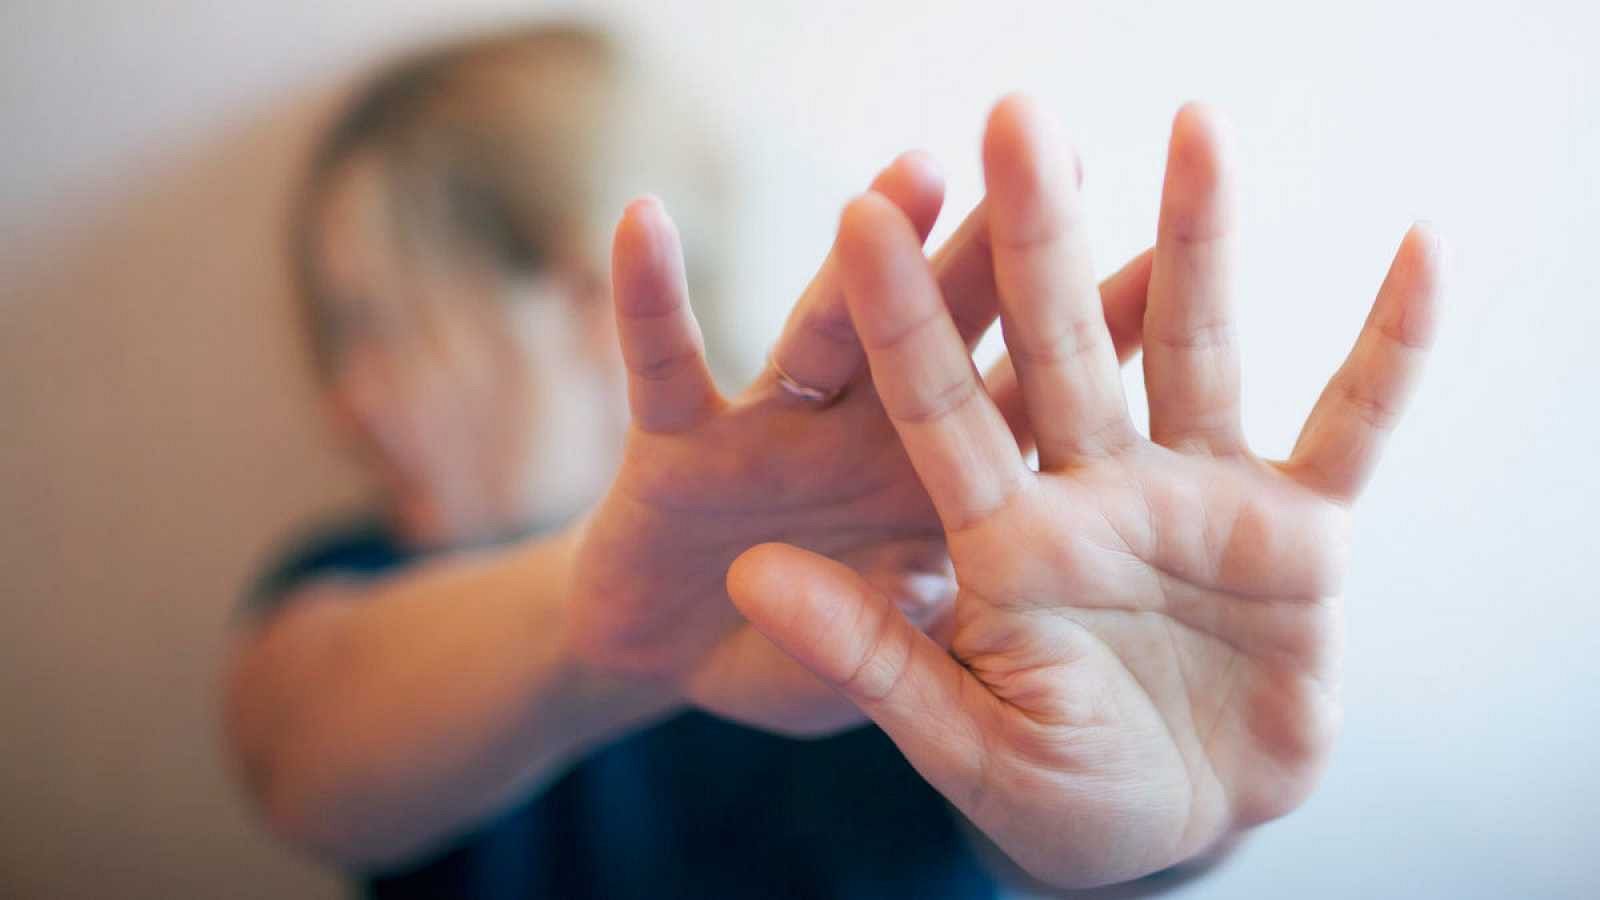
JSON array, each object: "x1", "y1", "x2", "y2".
[{"x1": 247, "y1": 517, "x2": 996, "y2": 900}]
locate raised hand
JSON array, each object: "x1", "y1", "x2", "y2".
[
  {"x1": 729, "y1": 97, "x2": 1441, "y2": 885},
  {"x1": 567, "y1": 152, "x2": 1156, "y2": 735}
]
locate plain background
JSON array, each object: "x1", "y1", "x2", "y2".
[{"x1": 2, "y1": 2, "x2": 1596, "y2": 897}]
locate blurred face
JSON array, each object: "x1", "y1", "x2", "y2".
[{"x1": 311, "y1": 153, "x2": 626, "y2": 547}]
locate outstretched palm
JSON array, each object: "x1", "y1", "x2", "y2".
[
  {"x1": 731, "y1": 97, "x2": 1441, "y2": 887},
  {"x1": 569, "y1": 156, "x2": 1153, "y2": 735}
]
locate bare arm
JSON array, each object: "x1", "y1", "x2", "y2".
[
  {"x1": 217, "y1": 154, "x2": 957, "y2": 872},
  {"x1": 222, "y1": 523, "x2": 679, "y2": 870}
]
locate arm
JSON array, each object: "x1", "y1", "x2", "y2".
[
  {"x1": 222, "y1": 153, "x2": 959, "y2": 869},
  {"x1": 222, "y1": 524, "x2": 677, "y2": 870},
  {"x1": 225, "y1": 147, "x2": 1153, "y2": 873}
]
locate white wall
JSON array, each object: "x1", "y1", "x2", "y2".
[{"x1": 2, "y1": 2, "x2": 1595, "y2": 897}]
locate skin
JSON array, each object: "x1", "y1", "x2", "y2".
[
  {"x1": 230, "y1": 90, "x2": 1436, "y2": 889},
  {"x1": 313, "y1": 152, "x2": 623, "y2": 547},
  {"x1": 572, "y1": 161, "x2": 1157, "y2": 735},
  {"x1": 226, "y1": 147, "x2": 1155, "y2": 867},
  {"x1": 727, "y1": 96, "x2": 1442, "y2": 888}
]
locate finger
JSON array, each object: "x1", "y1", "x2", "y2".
[
  {"x1": 1144, "y1": 103, "x2": 1245, "y2": 454},
  {"x1": 610, "y1": 196, "x2": 722, "y2": 433},
  {"x1": 986, "y1": 245, "x2": 1154, "y2": 456},
  {"x1": 941, "y1": 221, "x2": 1154, "y2": 357},
  {"x1": 767, "y1": 151, "x2": 945, "y2": 402},
  {"x1": 1100, "y1": 246, "x2": 1157, "y2": 363},
  {"x1": 983, "y1": 94, "x2": 1135, "y2": 469},
  {"x1": 984, "y1": 355, "x2": 1031, "y2": 456},
  {"x1": 1287, "y1": 223, "x2": 1443, "y2": 503},
  {"x1": 838, "y1": 192, "x2": 1030, "y2": 532},
  {"x1": 929, "y1": 201, "x2": 1001, "y2": 347},
  {"x1": 728, "y1": 543, "x2": 991, "y2": 805}
]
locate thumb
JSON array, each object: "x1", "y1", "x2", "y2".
[{"x1": 727, "y1": 542, "x2": 991, "y2": 800}]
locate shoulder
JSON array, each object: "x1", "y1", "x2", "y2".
[{"x1": 242, "y1": 513, "x2": 410, "y2": 620}]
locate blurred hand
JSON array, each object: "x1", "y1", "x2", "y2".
[
  {"x1": 568, "y1": 153, "x2": 1156, "y2": 735},
  {"x1": 729, "y1": 97, "x2": 1442, "y2": 884}
]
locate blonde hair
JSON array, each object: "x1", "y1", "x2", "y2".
[{"x1": 292, "y1": 23, "x2": 731, "y2": 378}]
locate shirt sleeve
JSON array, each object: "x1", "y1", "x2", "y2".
[{"x1": 240, "y1": 516, "x2": 406, "y2": 620}]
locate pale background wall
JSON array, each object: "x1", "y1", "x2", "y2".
[{"x1": 2, "y1": 2, "x2": 1596, "y2": 898}]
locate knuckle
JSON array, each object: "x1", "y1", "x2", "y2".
[
  {"x1": 864, "y1": 303, "x2": 943, "y2": 354},
  {"x1": 1334, "y1": 376, "x2": 1399, "y2": 431},
  {"x1": 1008, "y1": 314, "x2": 1104, "y2": 368},
  {"x1": 632, "y1": 347, "x2": 699, "y2": 383},
  {"x1": 889, "y1": 372, "x2": 979, "y2": 425},
  {"x1": 1374, "y1": 309, "x2": 1432, "y2": 352},
  {"x1": 802, "y1": 303, "x2": 860, "y2": 347},
  {"x1": 1148, "y1": 318, "x2": 1236, "y2": 353},
  {"x1": 994, "y1": 216, "x2": 1065, "y2": 254},
  {"x1": 837, "y1": 607, "x2": 911, "y2": 704}
]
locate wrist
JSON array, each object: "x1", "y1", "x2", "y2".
[{"x1": 536, "y1": 519, "x2": 688, "y2": 758}]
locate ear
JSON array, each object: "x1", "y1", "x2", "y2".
[
  {"x1": 321, "y1": 375, "x2": 366, "y2": 452},
  {"x1": 321, "y1": 345, "x2": 396, "y2": 463},
  {"x1": 322, "y1": 348, "x2": 447, "y2": 544}
]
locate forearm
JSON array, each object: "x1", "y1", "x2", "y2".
[{"x1": 223, "y1": 522, "x2": 681, "y2": 870}]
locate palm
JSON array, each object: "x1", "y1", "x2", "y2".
[
  {"x1": 942, "y1": 448, "x2": 1346, "y2": 874},
  {"x1": 575, "y1": 384, "x2": 946, "y2": 732},
  {"x1": 730, "y1": 97, "x2": 1440, "y2": 887}
]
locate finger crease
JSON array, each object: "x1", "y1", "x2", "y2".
[
  {"x1": 1335, "y1": 377, "x2": 1399, "y2": 431},
  {"x1": 632, "y1": 347, "x2": 701, "y2": 382},
  {"x1": 890, "y1": 373, "x2": 980, "y2": 425},
  {"x1": 1008, "y1": 315, "x2": 1106, "y2": 367},
  {"x1": 1148, "y1": 320, "x2": 1237, "y2": 352}
]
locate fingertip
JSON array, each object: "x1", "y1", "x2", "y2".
[
  {"x1": 982, "y1": 92, "x2": 1081, "y2": 208},
  {"x1": 983, "y1": 92, "x2": 1041, "y2": 177},
  {"x1": 1400, "y1": 222, "x2": 1445, "y2": 300},
  {"x1": 626, "y1": 193, "x2": 665, "y2": 216},
  {"x1": 834, "y1": 191, "x2": 947, "y2": 353},
  {"x1": 1379, "y1": 222, "x2": 1445, "y2": 348},
  {"x1": 732, "y1": 541, "x2": 848, "y2": 589},
  {"x1": 613, "y1": 195, "x2": 687, "y2": 315},
  {"x1": 1403, "y1": 220, "x2": 1447, "y2": 276},
  {"x1": 1158, "y1": 103, "x2": 1231, "y2": 242},
  {"x1": 839, "y1": 188, "x2": 895, "y2": 221},
  {"x1": 892, "y1": 148, "x2": 943, "y2": 186},
  {"x1": 728, "y1": 543, "x2": 862, "y2": 641},
  {"x1": 726, "y1": 542, "x2": 789, "y2": 608},
  {"x1": 1131, "y1": 244, "x2": 1158, "y2": 272},
  {"x1": 880, "y1": 150, "x2": 944, "y2": 199},
  {"x1": 1172, "y1": 101, "x2": 1227, "y2": 144},
  {"x1": 986, "y1": 91, "x2": 1043, "y2": 143},
  {"x1": 872, "y1": 150, "x2": 946, "y2": 239},
  {"x1": 837, "y1": 191, "x2": 909, "y2": 258},
  {"x1": 616, "y1": 195, "x2": 678, "y2": 255},
  {"x1": 1166, "y1": 102, "x2": 1230, "y2": 189}
]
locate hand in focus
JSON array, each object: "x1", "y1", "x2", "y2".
[
  {"x1": 729, "y1": 97, "x2": 1442, "y2": 885},
  {"x1": 567, "y1": 153, "x2": 1156, "y2": 735}
]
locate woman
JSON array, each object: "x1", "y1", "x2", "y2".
[{"x1": 225, "y1": 23, "x2": 1440, "y2": 899}]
